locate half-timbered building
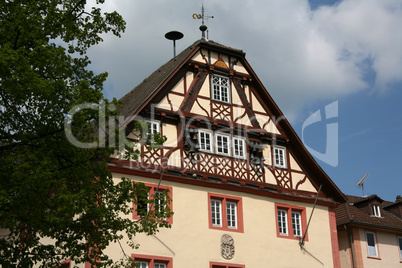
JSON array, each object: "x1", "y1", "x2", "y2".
[{"x1": 103, "y1": 38, "x2": 347, "y2": 268}]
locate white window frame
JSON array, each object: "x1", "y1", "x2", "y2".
[
  {"x1": 226, "y1": 201, "x2": 238, "y2": 229},
  {"x1": 211, "y1": 199, "x2": 222, "y2": 227},
  {"x1": 292, "y1": 211, "x2": 302, "y2": 237},
  {"x1": 212, "y1": 75, "x2": 230, "y2": 103},
  {"x1": 366, "y1": 232, "x2": 378, "y2": 257},
  {"x1": 215, "y1": 133, "x2": 231, "y2": 156},
  {"x1": 277, "y1": 209, "x2": 288, "y2": 236},
  {"x1": 273, "y1": 146, "x2": 287, "y2": 168},
  {"x1": 398, "y1": 237, "x2": 402, "y2": 260},
  {"x1": 146, "y1": 120, "x2": 160, "y2": 134},
  {"x1": 135, "y1": 261, "x2": 149, "y2": 268},
  {"x1": 199, "y1": 130, "x2": 213, "y2": 153},
  {"x1": 233, "y1": 137, "x2": 246, "y2": 159},
  {"x1": 371, "y1": 204, "x2": 381, "y2": 217},
  {"x1": 154, "y1": 263, "x2": 166, "y2": 268},
  {"x1": 154, "y1": 190, "x2": 166, "y2": 220}
]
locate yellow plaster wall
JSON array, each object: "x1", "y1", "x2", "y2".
[
  {"x1": 191, "y1": 51, "x2": 204, "y2": 63},
  {"x1": 198, "y1": 73, "x2": 210, "y2": 98},
  {"x1": 171, "y1": 77, "x2": 184, "y2": 94},
  {"x1": 105, "y1": 173, "x2": 337, "y2": 268},
  {"x1": 162, "y1": 123, "x2": 178, "y2": 148},
  {"x1": 337, "y1": 229, "x2": 353, "y2": 268},
  {"x1": 359, "y1": 229, "x2": 402, "y2": 268},
  {"x1": 250, "y1": 91, "x2": 266, "y2": 114},
  {"x1": 233, "y1": 61, "x2": 248, "y2": 74},
  {"x1": 289, "y1": 154, "x2": 302, "y2": 172}
]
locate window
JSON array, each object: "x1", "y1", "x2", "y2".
[
  {"x1": 233, "y1": 137, "x2": 246, "y2": 159},
  {"x1": 366, "y1": 232, "x2": 378, "y2": 258},
  {"x1": 198, "y1": 130, "x2": 246, "y2": 158},
  {"x1": 133, "y1": 183, "x2": 173, "y2": 224},
  {"x1": 144, "y1": 120, "x2": 161, "y2": 144},
  {"x1": 216, "y1": 133, "x2": 230, "y2": 156},
  {"x1": 398, "y1": 237, "x2": 402, "y2": 260},
  {"x1": 273, "y1": 146, "x2": 287, "y2": 168},
  {"x1": 208, "y1": 193, "x2": 243, "y2": 233},
  {"x1": 132, "y1": 254, "x2": 172, "y2": 268},
  {"x1": 210, "y1": 261, "x2": 245, "y2": 268},
  {"x1": 212, "y1": 75, "x2": 230, "y2": 103},
  {"x1": 275, "y1": 203, "x2": 307, "y2": 240},
  {"x1": 371, "y1": 204, "x2": 381, "y2": 217},
  {"x1": 291, "y1": 211, "x2": 302, "y2": 237},
  {"x1": 277, "y1": 209, "x2": 288, "y2": 235},
  {"x1": 199, "y1": 130, "x2": 213, "y2": 152}
]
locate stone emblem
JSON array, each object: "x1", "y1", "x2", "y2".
[{"x1": 221, "y1": 234, "x2": 235, "y2": 259}]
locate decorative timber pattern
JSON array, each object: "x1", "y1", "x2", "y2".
[
  {"x1": 181, "y1": 71, "x2": 207, "y2": 112},
  {"x1": 232, "y1": 79, "x2": 261, "y2": 128}
]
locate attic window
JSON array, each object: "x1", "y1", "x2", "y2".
[
  {"x1": 371, "y1": 204, "x2": 381, "y2": 217},
  {"x1": 211, "y1": 75, "x2": 230, "y2": 103}
]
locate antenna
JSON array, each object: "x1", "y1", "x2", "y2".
[
  {"x1": 165, "y1": 31, "x2": 184, "y2": 58},
  {"x1": 357, "y1": 174, "x2": 369, "y2": 197},
  {"x1": 192, "y1": 4, "x2": 214, "y2": 39}
]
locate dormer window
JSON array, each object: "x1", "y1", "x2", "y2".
[
  {"x1": 371, "y1": 204, "x2": 381, "y2": 217},
  {"x1": 212, "y1": 75, "x2": 230, "y2": 103}
]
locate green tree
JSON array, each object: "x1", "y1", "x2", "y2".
[{"x1": 0, "y1": 1, "x2": 171, "y2": 267}]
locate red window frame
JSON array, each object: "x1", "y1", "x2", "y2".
[
  {"x1": 132, "y1": 254, "x2": 173, "y2": 268},
  {"x1": 133, "y1": 183, "x2": 173, "y2": 224},
  {"x1": 208, "y1": 193, "x2": 244, "y2": 233},
  {"x1": 275, "y1": 203, "x2": 308, "y2": 241},
  {"x1": 210, "y1": 261, "x2": 245, "y2": 268}
]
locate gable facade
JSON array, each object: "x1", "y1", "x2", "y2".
[{"x1": 104, "y1": 39, "x2": 346, "y2": 267}]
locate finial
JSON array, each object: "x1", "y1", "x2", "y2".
[{"x1": 192, "y1": 4, "x2": 214, "y2": 39}]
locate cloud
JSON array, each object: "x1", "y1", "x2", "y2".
[{"x1": 86, "y1": 0, "x2": 402, "y2": 121}]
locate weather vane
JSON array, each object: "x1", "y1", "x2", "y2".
[{"x1": 192, "y1": 4, "x2": 214, "y2": 39}]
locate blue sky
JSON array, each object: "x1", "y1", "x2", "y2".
[{"x1": 87, "y1": 0, "x2": 402, "y2": 202}]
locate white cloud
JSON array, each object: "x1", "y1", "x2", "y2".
[{"x1": 86, "y1": 0, "x2": 402, "y2": 121}]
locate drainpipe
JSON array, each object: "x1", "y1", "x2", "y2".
[{"x1": 344, "y1": 225, "x2": 356, "y2": 268}]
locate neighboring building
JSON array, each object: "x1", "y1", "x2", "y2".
[
  {"x1": 336, "y1": 195, "x2": 402, "y2": 268},
  {"x1": 102, "y1": 38, "x2": 347, "y2": 267}
]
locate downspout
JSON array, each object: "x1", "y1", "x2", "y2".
[{"x1": 344, "y1": 225, "x2": 356, "y2": 268}]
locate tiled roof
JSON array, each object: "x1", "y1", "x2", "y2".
[{"x1": 335, "y1": 195, "x2": 402, "y2": 232}]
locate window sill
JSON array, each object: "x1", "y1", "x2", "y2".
[
  {"x1": 198, "y1": 150, "x2": 247, "y2": 160},
  {"x1": 367, "y1": 256, "x2": 381, "y2": 260},
  {"x1": 210, "y1": 225, "x2": 244, "y2": 233}
]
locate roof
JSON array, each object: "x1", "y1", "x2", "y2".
[
  {"x1": 119, "y1": 39, "x2": 245, "y2": 124},
  {"x1": 335, "y1": 195, "x2": 402, "y2": 232},
  {"x1": 117, "y1": 38, "x2": 347, "y2": 204}
]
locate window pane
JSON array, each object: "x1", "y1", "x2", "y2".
[
  {"x1": 200, "y1": 131, "x2": 211, "y2": 151},
  {"x1": 154, "y1": 190, "x2": 165, "y2": 215},
  {"x1": 227, "y1": 201, "x2": 237, "y2": 228},
  {"x1": 136, "y1": 189, "x2": 150, "y2": 217},
  {"x1": 234, "y1": 138, "x2": 244, "y2": 158},
  {"x1": 216, "y1": 134, "x2": 229, "y2": 155},
  {"x1": 135, "y1": 261, "x2": 148, "y2": 268},
  {"x1": 212, "y1": 76, "x2": 230, "y2": 103},
  {"x1": 292, "y1": 211, "x2": 302, "y2": 237},
  {"x1": 155, "y1": 263, "x2": 166, "y2": 268},
  {"x1": 366, "y1": 233, "x2": 377, "y2": 257},
  {"x1": 274, "y1": 147, "x2": 286, "y2": 168},
  {"x1": 277, "y1": 209, "x2": 288, "y2": 235},
  {"x1": 211, "y1": 199, "x2": 222, "y2": 226}
]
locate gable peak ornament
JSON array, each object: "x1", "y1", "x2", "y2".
[{"x1": 221, "y1": 234, "x2": 235, "y2": 259}]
